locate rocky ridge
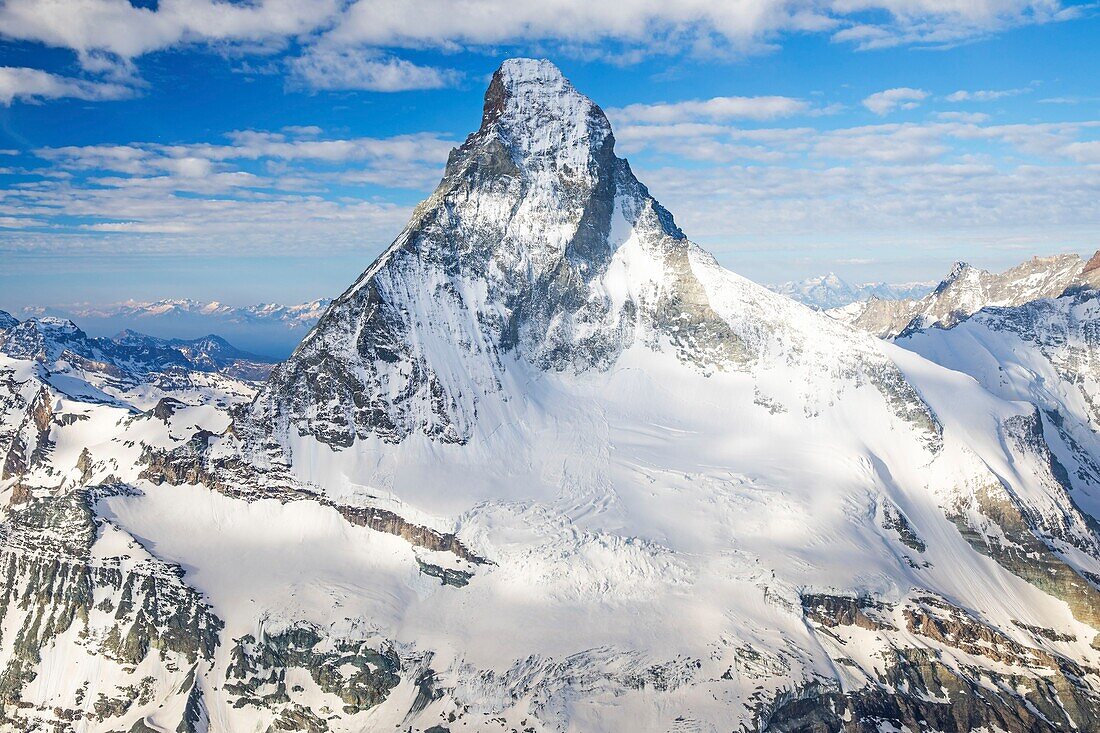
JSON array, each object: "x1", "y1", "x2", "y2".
[{"x1": 832, "y1": 253, "x2": 1099, "y2": 338}]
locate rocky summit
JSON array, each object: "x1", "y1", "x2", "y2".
[{"x1": 3, "y1": 59, "x2": 1100, "y2": 733}]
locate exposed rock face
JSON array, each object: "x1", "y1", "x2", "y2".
[
  {"x1": 0, "y1": 487, "x2": 223, "y2": 731},
  {"x1": 833, "y1": 252, "x2": 1097, "y2": 338},
  {"x1": 225, "y1": 625, "x2": 401, "y2": 716},
  {"x1": 785, "y1": 592, "x2": 1100, "y2": 733},
  {"x1": 163, "y1": 333, "x2": 275, "y2": 381}
]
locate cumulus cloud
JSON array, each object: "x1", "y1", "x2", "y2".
[
  {"x1": 287, "y1": 47, "x2": 462, "y2": 91},
  {"x1": 862, "y1": 87, "x2": 928, "y2": 115},
  {"x1": 0, "y1": 66, "x2": 135, "y2": 104},
  {"x1": 0, "y1": 0, "x2": 340, "y2": 61},
  {"x1": 326, "y1": 0, "x2": 1072, "y2": 55},
  {"x1": 610, "y1": 96, "x2": 811, "y2": 124},
  {"x1": 0, "y1": 0, "x2": 1079, "y2": 83},
  {"x1": 1064, "y1": 140, "x2": 1100, "y2": 163}
]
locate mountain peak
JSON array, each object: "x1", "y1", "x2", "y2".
[
  {"x1": 496, "y1": 57, "x2": 567, "y2": 92},
  {"x1": 0, "y1": 309, "x2": 17, "y2": 331},
  {"x1": 932, "y1": 261, "x2": 977, "y2": 295},
  {"x1": 1083, "y1": 249, "x2": 1100, "y2": 275},
  {"x1": 472, "y1": 57, "x2": 613, "y2": 175},
  {"x1": 946, "y1": 261, "x2": 972, "y2": 278}
]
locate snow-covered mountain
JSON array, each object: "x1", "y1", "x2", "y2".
[
  {"x1": 832, "y1": 253, "x2": 1100, "y2": 338},
  {"x1": 896, "y1": 283, "x2": 1100, "y2": 543},
  {"x1": 770, "y1": 272, "x2": 933, "y2": 309},
  {"x1": 0, "y1": 313, "x2": 276, "y2": 384},
  {"x1": 20, "y1": 299, "x2": 331, "y2": 357},
  {"x1": 3, "y1": 60, "x2": 1100, "y2": 733}
]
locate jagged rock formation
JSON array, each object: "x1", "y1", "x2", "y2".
[
  {"x1": 833, "y1": 253, "x2": 1098, "y2": 338},
  {"x1": 159, "y1": 333, "x2": 273, "y2": 381},
  {"x1": 2, "y1": 59, "x2": 1100, "y2": 732},
  {"x1": 0, "y1": 486, "x2": 223, "y2": 731}
]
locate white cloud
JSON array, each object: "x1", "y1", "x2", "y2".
[
  {"x1": 1064, "y1": 140, "x2": 1100, "y2": 163},
  {"x1": 935, "y1": 111, "x2": 991, "y2": 123},
  {"x1": 287, "y1": 47, "x2": 462, "y2": 92},
  {"x1": 610, "y1": 96, "x2": 810, "y2": 124},
  {"x1": 945, "y1": 88, "x2": 1026, "y2": 102},
  {"x1": 82, "y1": 221, "x2": 196, "y2": 234},
  {"x1": 814, "y1": 124, "x2": 949, "y2": 162},
  {"x1": 0, "y1": 127, "x2": 457, "y2": 256},
  {"x1": 0, "y1": 66, "x2": 134, "y2": 104},
  {"x1": 0, "y1": 216, "x2": 44, "y2": 228},
  {"x1": 639, "y1": 160, "x2": 1100, "y2": 252},
  {"x1": 0, "y1": 0, "x2": 340, "y2": 61},
  {"x1": 829, "y1": 0, "x2": 1076, "y2": 49},
  {"x1": 862, "y1": 87, "x2": 928, "y2": 115},
  {"x1": 614, "y1": 114, "x2": 1100, "y2": 171},
  {"x1": 0, "y1": 167, "x2": 415, "y2": 255},
  {"x1": 326, "y1": 0, "x2": 1071, "y2": 55},
  {"x1": 609, "y1": 112, "x2": 1100, "y2": 262},
  {"x1": 37, "y1": 132, "x2": 455, "y2": 173},
  {"x1": 0, "y1": 0, "x2": 1077, "y2": 77},
  {"x1": 282, "y1": 125, "x2": 323, "y2": 137}
]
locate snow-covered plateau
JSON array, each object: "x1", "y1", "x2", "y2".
[{"x1": 2, "y1": 59, "x2": 1100, "y2": 733}]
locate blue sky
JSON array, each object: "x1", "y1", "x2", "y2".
[{"x1": 0, "y1": 0, "x2": 1098, "y2": 312}]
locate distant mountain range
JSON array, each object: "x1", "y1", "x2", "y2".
[
  {"x1": 768, "y1": 273, "x2": 935, "y2": 309},
  {"x1": 19, "y1": 298, "x2": 331, "y2": 357},
  {"x1": 0, "y1": 314, "x2": 277, "y2": 385}
]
